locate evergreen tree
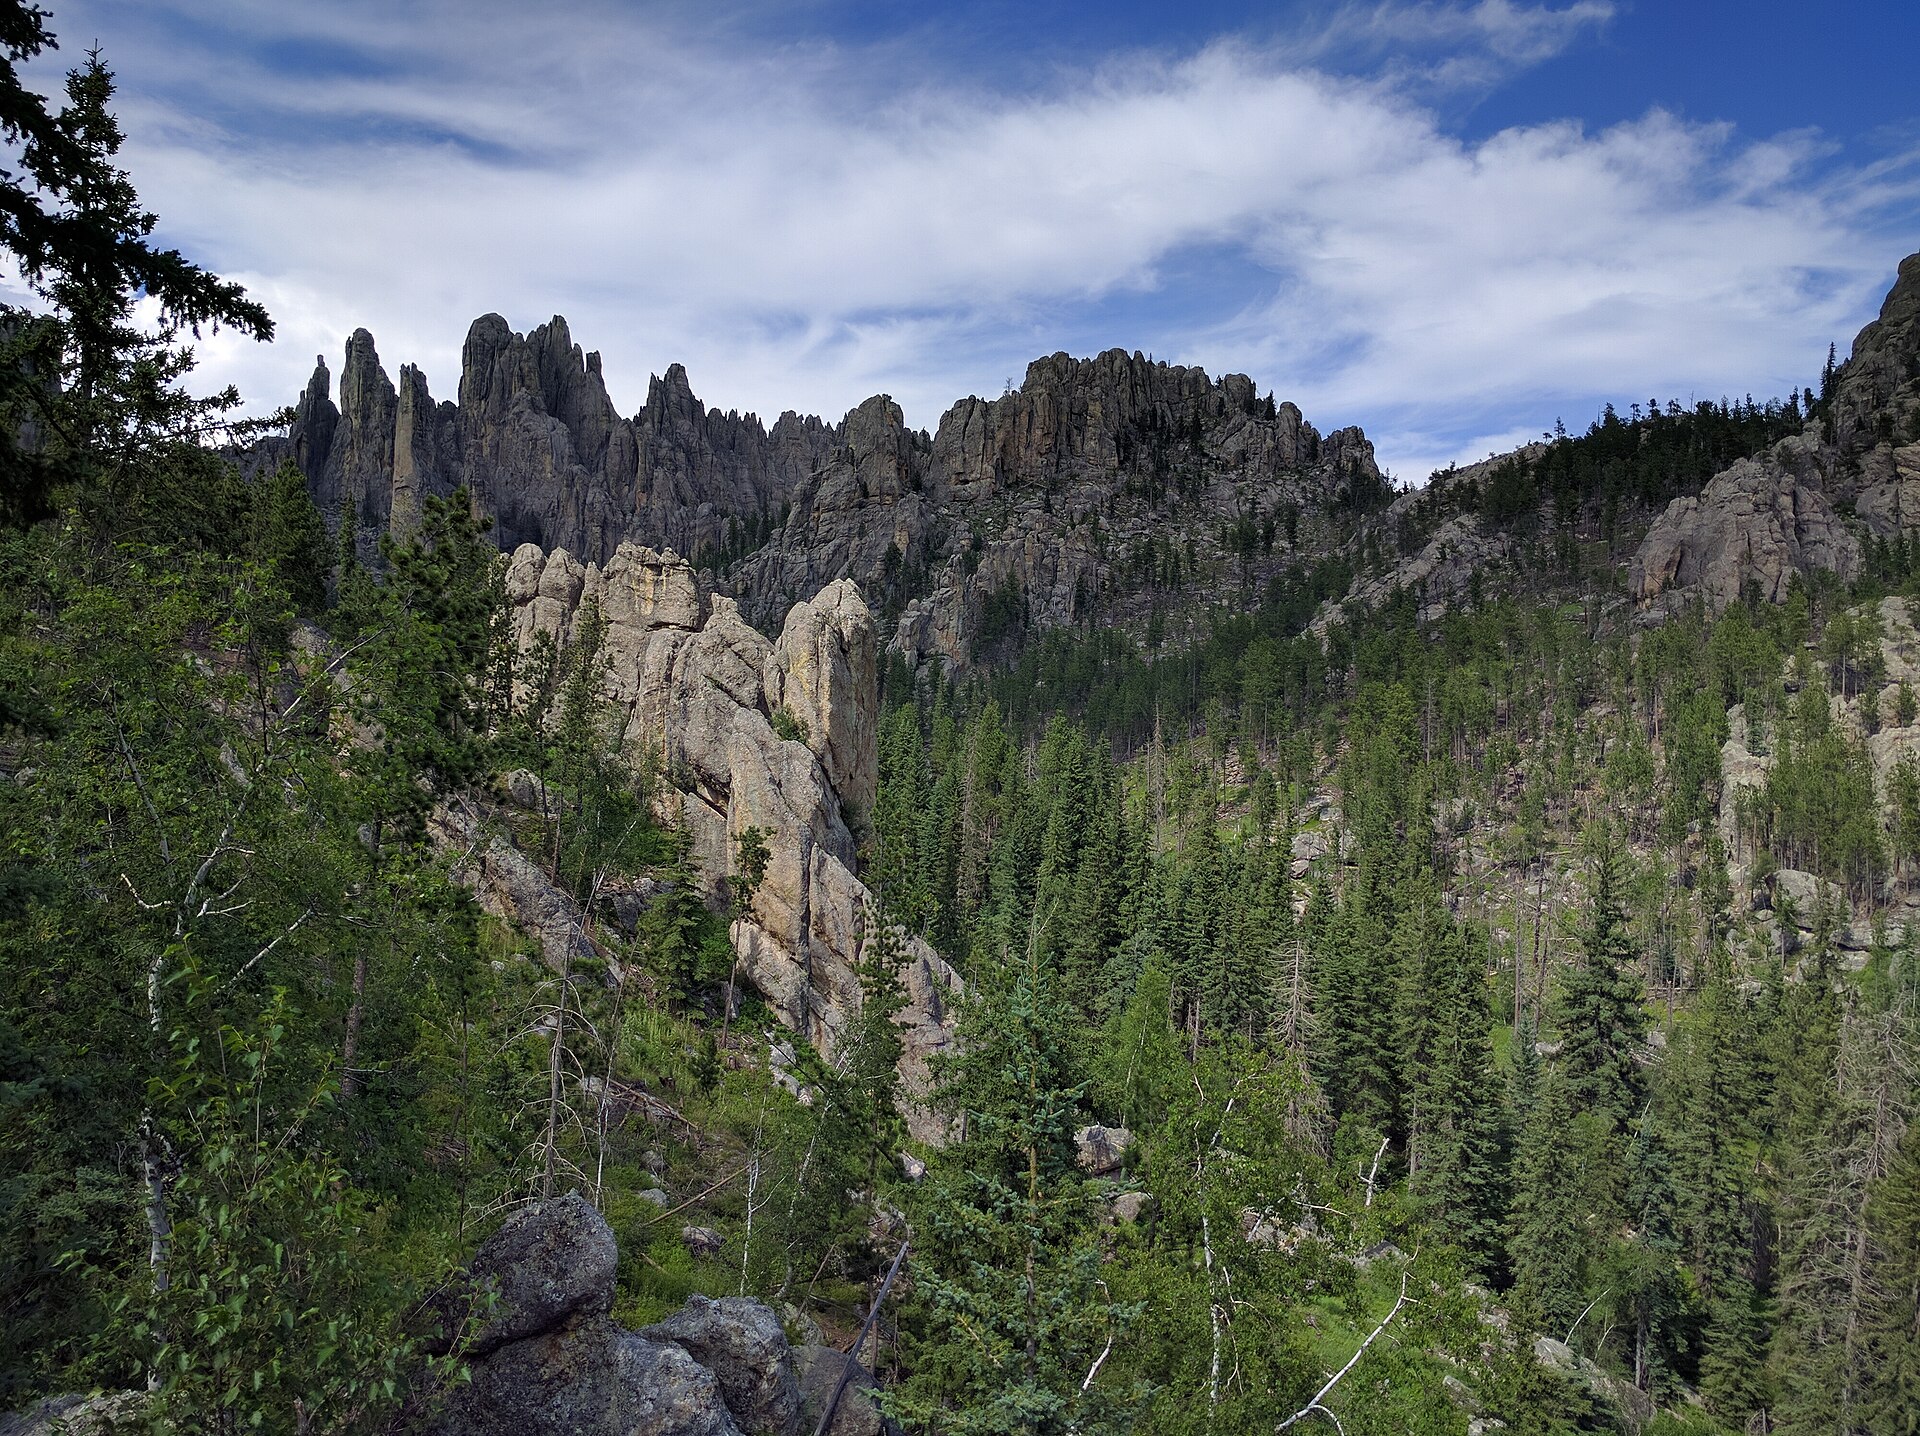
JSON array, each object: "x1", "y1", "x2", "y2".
[
  {"x1": 1403, "y1": 895, "x2": 1507, "y2": 1273},
  {"x1": 1556, "y1": 846, "x2": 1647, "y2": 1131},
  {"x1": 247, "y1": 460, "x2": 331, "y2": 615},
  {"x1": 0, "y1": 15, "x2": 270, "y2": 531},
  {"x1": 894, "y1": 936, "x2": 1134, "y2": 1434},
  {"x1": 1509, "y1": 1067, "x2": 1590, "y2": 1336},
  {"x1": 1861, "y1": 1114, "x2": 1920, "y2": 1434}
]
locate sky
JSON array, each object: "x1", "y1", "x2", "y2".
[{"x1": 11, "y1": 0, "x2": 1920, "y2": 484}]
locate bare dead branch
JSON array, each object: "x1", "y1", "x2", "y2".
[{"x1": 1276, "y1": 1264, "x2": 1415, "y2": 1433}]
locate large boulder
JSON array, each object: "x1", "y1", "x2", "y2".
[
  {"x1": 643, "y1": 1295, "x2": 800, "y2": 1436},
  {"x1": 440, "y1": 1318, "x2": 744, "y2": 1436},
  {"x1": 463, "y1": 1190, "x2": 617, "y2": 1358},
  {"x1": 430, "y1": 1197, "x2": 811, "y2": 1436},
  {"x1": 795, "y1": 1345, "x2": 884, "y2": 1436},
  {"x1": 1074, "y1": 1125, "x2": 1133, "y2": 1175}
]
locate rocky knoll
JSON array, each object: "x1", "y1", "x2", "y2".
[
  {"x1": 504, "y1": 541, "x2": 959, "y2": 1139},
  {"x1": 259, "y1": 321, "x2": 1382, "y2": 672},
  {"x1": 430, "y1": 1192, "x2": 872, "y2": 1436}
]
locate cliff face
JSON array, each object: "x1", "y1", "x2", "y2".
[
  {"x1": 260, "y1": 322, "x2": 1382, "y2": 671},
  {"x1": 501, "y1": 541, "x2": 959, "y2": 1141},
  {"x1": 736, "y1": 347, "x2": 1381, "y2": 667},
  {"x1": 1628, "y1": 254, "x2": 1920, "y2": 613}
]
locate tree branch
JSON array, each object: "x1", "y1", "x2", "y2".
[{"x1": 1276, "y1": 1264, "x2": 1415, "y2": 1432}]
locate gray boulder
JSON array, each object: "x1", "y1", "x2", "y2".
[
  {"x1": 0, "y1": 1393, "x2": 144, "y2": 1436},
  {"x1": 428, "y1": 1196, "x2": 804, "y2": 1436},
  {"x1": 1532, "y1": 1336, "x2": 1654, "y2": 1427},
  {"x1": 440, "y1": 1317, "x2": 744, "y2": 1436},
  {"x1": 1074, "y1": 1124, "x2": 1133, "y2": 1175},
  {"x1": 464, "y1": 1190, "x2": 617, "y2": 1358},
  {"x1": 795, "y1": 1344, "x2": 884, "y2": 1436},
  {"x1": 644, "y1": 1295, "x2": 801, "y2": 1436}
]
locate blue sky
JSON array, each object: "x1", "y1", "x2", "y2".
[{"x1": 14, "y1": 1, "x2": 1920, "y2": 482}]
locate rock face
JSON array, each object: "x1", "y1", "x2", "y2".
[
  {"x1": 506, "y1": 543, "x2": 960, "y2": 1139},
  {"x1": 1629, "y1": 451, "x2": 1862, "y2": 612},
  {"x1": 0, "y1": 1393, "x2": 144, "y2": 1435},
  {"x1": 429, "y1": 796, "x2": 600, "y2": 975},
  {"x1": 254, "y1": 317, "x2": 836, "y2": 566},
  {"x1": 1073, "y1": 1124, "x2": 1133, "y2": 1175},
  {"x1": 730, "y1": 346, "x2": 1382, "y2": 665},
  {"x1": 256, "y1": 320, "x2": 1382, "y2": 673},
  {"x1": 433, "y1": 1196, "x2": 801, "y2": 1436},
  {"x1": 1627, "y1": 252, "x2": 1920, "y2": 612},
  {"x1": 460, "y1": 1191, "x2": 618, "y2": 1357},
  {"x1": 1313, "y1": 511, "x2": 1511, "y2": 634},
  {"x1": 795, "y1": 1345, "x2": 884, "y2": 1436}
]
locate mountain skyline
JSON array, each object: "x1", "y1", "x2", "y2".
[{"x1": 7, "y1": 1, "x2": 1919, "y2": 485}]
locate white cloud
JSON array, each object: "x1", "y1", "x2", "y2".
[
  {"x1": 28, "y1": 0, "x2": 1918, "y2": 481},
  {"x1": 1310, "y1": 0, "x2": 1614, "y2": 66}
]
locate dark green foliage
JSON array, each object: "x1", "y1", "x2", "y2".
[
  {"x1": 1556, "y1": 846, "x2": 1647, "y2": 1130},
  {"x1": 1861, "y1": 1115, "x2": 1920, "y2": 1433},
  {"x1": 0, "y1": 45, "x2": 272, "y2": 542},
  {"x1": 1403, "y1": 893, "x2": 1508, "y2": 1273},
  {"x1": 1741, "y1": 685, "x2": 1885, "y2": 897},
  {"x1": 1422, "y1": 395, "x2": 1804, "y2": 540},
  {"x1": 247, "y1": 459, "x2": 331, "y2": 615},
  {"x1": 1509, "y1": 1067, "x2": 1590, "y2": 1336},
  {"x1": 893, "y1": 942, "x2": 1134, "y2": 1434}
]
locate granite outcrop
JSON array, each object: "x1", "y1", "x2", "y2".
[
  {"x1": 503, "y1": 541, "x2": 959, "y2": 1140},
  {"x1": 431, "y1": 1194, "x2": 810, "y2": 1436}
]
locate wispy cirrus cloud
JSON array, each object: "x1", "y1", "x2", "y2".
[{"x1": 11, "y1": 0, "x2": 1916, "y2": 484}]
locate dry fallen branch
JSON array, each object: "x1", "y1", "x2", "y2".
[{"x1": 1276, "y1": 1263, "x2": 1416, "y2": 1433}]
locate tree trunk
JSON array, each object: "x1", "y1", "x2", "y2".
[{"x1": 340, "y1": 952, "x2": 368, "y2": 1099}]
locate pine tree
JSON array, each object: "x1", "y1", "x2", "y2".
[
  {"x1": 1556, "y1": 846, "x2": 1646, "y2": 1131},
  {"x1": 893, "y1": 934, "x2": 1133, "y2": 1434},
  {"x1": 1861, "y1": 1114, "x2": 1920, "y2": 1434},
  {"x1": 1404, "y1": 897, "x2": 1507, "y2": 1273},
  {"x1": 246, "y1": 460, "x2": 331, "y2": 615},
  {"x1": 1773, "y1": 979, "x2": 1917, "y2": 1434},
  {"x1": 1616, "y1": 1107, "x2": 1684, "y2": 1395},
  {"x1": 1510, "y1": 1067, "x2": 1590, "y2": 1336},
  {"x1": 0, "y1": 20, "x2": 270, "y2": 531}
]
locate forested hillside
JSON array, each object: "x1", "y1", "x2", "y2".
[{"x1": 2, "y1": 6, "x2": 1919, "y2": 1435}]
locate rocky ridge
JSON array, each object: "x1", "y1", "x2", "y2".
[
  {"x1": 1301, "y1": 256, "x2": 1920, "y2": 628},
  {"x1": 256, "y1": 251, "x2": 1920, "y2": 659},
  {"x1": 257, "y1": 318, "x2": 839, "y2": 573},
  {"x1": 258, "y1": 323, "x2": 1384, "y2": 672}
]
